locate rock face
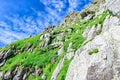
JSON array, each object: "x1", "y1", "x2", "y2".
[
  {"x1": 0, "y1": 49, "x2": 13, "y2": 67},
  {"x1": 65, "y1": 0, "x2": 120, "y2": 79},
  {"x1": 66, "y1": 25, "x2": 120, "y2": 80},
  {"x1": 106, "y1": 0, "x2": 120, "y2": 16}
]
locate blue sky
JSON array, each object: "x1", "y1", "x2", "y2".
[{"x1": 0, "y1": 0, "x2": 92, "y2": 47}]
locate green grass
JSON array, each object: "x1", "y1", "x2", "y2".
[
  {"x1": 27, "y1": 75, "x2": 42, "y2": 80},
  {"x1": 43, "y1": 57, "x2": 60, "y2": 80},
  {"x1": 88, "y1": 48, "x2": 99, "y2": 55},
  {"x1": 2, "y1": 34, "x2": 41, "y2": 51},
  {"x1": 88, "y1": 11, "x2": 108, "y2": 27},
  {"x1": 56, "y1": 58, "x2": 73, "y2": 80},
  {"x1": 1, "y1": 47, "x2": 58, "y2": 72}
]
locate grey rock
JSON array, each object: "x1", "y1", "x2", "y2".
[
  {"x1": 0, "y1": 71, "x2": 3, "y2": 80},
  {"x1": 50, "y1": 42, "x2": 63, "y2": 49},
  {"x1": 58, "y1": 46, "x2": 64, "y2": 55},
  {"x1": 51, "y1": 57, "x2": 57, "y2": 64},
  {"x1": 87, "y1": 26, "x2": 97, "y2": 40},
  {"x1": 96, "y1": 24, "x2": 101, "y2": 31},
  {"x1": 50, "y1": 57, "x2": 65, "y2": 80},
  {"x1": 0, "y1": 51, "x2": 4, "y2": 60},
  {"x1": 0, "y1": 60, "x2": 5, "y2": 67},
  {"x1": 56, "y1": 32, "x2": 65, "y2": 41},
  {"x1": 42, "y1": 74, "x2": 46, "y2": 80},
  {"x1": 32, "y1": 66, "x2": 42, "y2": 76},
  {"x1": 3, "y1": 49, "x2": 13, "y2": 59},
  {"x1": 66, "y1": 26, "x2": 120, "y2": 80},
  {"x1": 106, "y1": 0, "x2": 120, "y2": 16},
  {"x1": 102, "y1": 16, "x2": 120, "y2": 32},
  {"x1": 40, "y1": 35, "x2": 44, "y2": 40},
  {"x1": 67, "y1": 43, "x2": 74, "y2": 52},
  {"x1": 13, "y1": 67, "x2": 26, "y2": 80},
  {"x1": 4, "y1": 70, "x2": 12, "y2": 80},
  {"x1": 84, "y1": 14, "x2": 94, "y2": 20},
  {"x1": 65, "y1": 52, "x2": 74, "y2": 60},
  {"x1": 44, "y1": 37, "x2": 50, "y2": 47},
  {"x1": 39, "y1": 33, "x2": 51, "y2": 47},
  {"x1": 22, "y1": 73, "x2": 28, "y2": 80},
  {"x1": 82, "y1": 27, "x2": 90, "y2": 38},
  {"x1": 27, "y1": 47, "x2": 33, "y2": 52},
  {"x1": 68, "y1": 28, "x2": 73, "y2": 33}
]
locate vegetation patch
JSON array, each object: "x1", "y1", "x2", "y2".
[
  {"x1": 88, "y1": 48, "x2": 99, "y2": 55},
  {"x1": 27, "y1": 75, "x2": 42, "y2": 80},
  {"x1": 56, "y1": 58, "x2": 73, "y2": 80},
  {"x1": 1, "y1": 47, "x2": 58, "y2": 72}
]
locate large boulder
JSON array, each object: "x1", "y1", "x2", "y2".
[{"x1": 66, "y1": 26, "x2": 120, "y2": 80}]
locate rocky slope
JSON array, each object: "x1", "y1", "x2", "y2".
[{"x1": 0, "y1": 0, "x2": 120, "y2": 80}]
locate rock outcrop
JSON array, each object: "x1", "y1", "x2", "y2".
[
  {"x1": 65, "y1": 0, "x2": 120, "y2": 80},
  {"x1": 66, "y1": 25, "x2": 120, "y2": 80},
  {"x1": 106, "y1": 0, "x2": 120, "y2": 16},
  {"x1": 1, "y1": 0, "x2": 120, "y2": 80}
]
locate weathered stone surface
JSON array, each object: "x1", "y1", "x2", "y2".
[
  {"x1": 0, "y1": 60, "x2": 5, "y2": 67},
  {"x1": 68, "y1": 28, "x2": 73, "y2": 33},
  {"x1": 32, "y1": 66, "x2": 42, "y2": 76},
  {"x1": 27, "y1": 47, "x2": 33, "y2": 52},
  {"x1": 0, "y1": 51, "x2": 4, "y2": 59},
  {"x1": 39, "y1": 33, "x2": 51, "y2": 47},
  {"x1": 82, "y1": 27, "x2": 90, "y2": 38},
  {"x1": 42, "y1": 74, "x2": 46, "y2": 80},
  {"x1": 22, "y1": 73, "x2": 28, "y2": 80},
  {"x1": 3, "y1": 49, "x2": 13, "y2": 59},
  {"x1": 66, "y1": 26, "x2": 120, "y2": 80},
  {"x1": 4, "y1": 70, "x2": 12, "y2": 80},
  {"x1": 50, "y1": 57, "x2": 65, "y2": 80},
  {"x1": 50, "y1": 42, "x2": 63, "y2": 49},
  {"x1": 87, "y1": 26, "x2": 97, "y2": 40},
  {"x1": 66, "y1": 43, "x2": 75, "y2": 60},
  {"x1": 0, "y1": 71, "x2": 3, "y2": 80},
  {"x1": 67, "y1": 43, "x2": 74, "y2": 52},
  {"x1": 0, "y1": 50, "x2": 13, "y2": 67},
  {"x1": 65, "y1": 52, "x2": 74, "y2": 60},
  {"x1": 58, "y1": 46, "x2": 64, "y2": 55},
  {"x1": 13, "y1": 67, "x2": 26, "y2": 80},
  {"x1": 106, "y1": 0, "x2": 120, "y2": 16},
  {"x1": 56, "y1": 32, "x2": 65, "y2": 41},
  {"x1": 84, "y1": 14, "x2": 94, "y2": 20},
  {"x1": 102, "y1": 16, "x2": 120, "y2": 32},
  {"x1": 51, "y1": 57, "x2": 57, "y2": 64}
]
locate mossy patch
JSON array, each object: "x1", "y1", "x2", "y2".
[{"x1": 88, "y1": 48, "x2": 99, "y2": 55}]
